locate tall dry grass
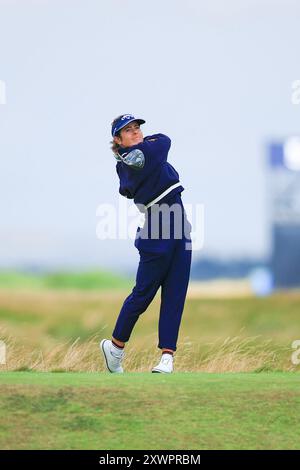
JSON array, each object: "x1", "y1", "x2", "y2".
[
  {"x1": 0, "y1": 331, "x2": 293, "y2": 373},
  {"x1": 0, "y1": 287, "x2": 299, "y2": 373}
]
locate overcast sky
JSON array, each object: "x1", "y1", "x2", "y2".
[{"x1": 0, "y1": 0, "x2": 299, "y2": 273}]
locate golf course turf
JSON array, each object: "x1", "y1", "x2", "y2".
[{"x1": 0, "y1": 371, "x2": 299, "y2": 450}]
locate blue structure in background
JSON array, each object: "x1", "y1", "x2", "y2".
[{"x1": 268, "y1": 138, "x2": 300, "y2": 288}]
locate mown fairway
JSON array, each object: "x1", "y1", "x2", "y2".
[{"x1": 0, "y1": 371, "x2": 299, "y2": 450}]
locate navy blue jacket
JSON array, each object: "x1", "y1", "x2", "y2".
[{"x1": 115, "y1": 133, "x2": 184, "y2": 211}]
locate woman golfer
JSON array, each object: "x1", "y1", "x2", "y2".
[{"x1": 100, "y1": 114, "x2": 192, "y2": 373}]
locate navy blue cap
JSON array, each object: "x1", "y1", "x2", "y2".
[{"x1": 111, "y1": 114, "x2": 145, "y2": 137}]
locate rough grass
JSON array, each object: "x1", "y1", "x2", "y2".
[
  {"x1": 0, "y1": 372, "x2": 299, "y2": 450},
  {"x1": 0, "y1": 332, "x2": 292, "y2": 373},
  {"x1": 0, "y1": 270, "x2": 133, "y2": 290},
  {"x1": 1, "y1": 285, "x2": 300, "y2": 450},
  {"x1": 0, "y1": 288, "x2": 299, "y2": 373}
]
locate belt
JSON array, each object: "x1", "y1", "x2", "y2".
[
  {"x1": 145, "y1": 182, "x2": 182, "y2": 209},
  {"x1": 137, "y1": 182, "x2": 182, "y2": 229}
]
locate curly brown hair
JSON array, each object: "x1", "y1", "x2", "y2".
[{"x1": 110, "y1": 115, "x2": 123, "y2": 155}]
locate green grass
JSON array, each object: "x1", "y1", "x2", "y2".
[
  {"x1": 0, "y1": 371, "x2": 299, "y2": 450},
  {"x1": 1, "y1": 288, "x2": 300, "y2": 449},
  {"x1": 0, "y1": 270, "x2": 134, "y2": 290}
]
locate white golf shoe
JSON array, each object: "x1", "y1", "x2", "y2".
[
  {"x1": 100, "y1": 339, "x2": 125, "y2": 373},
  {"x1": 152, "y1": 353, "x2": 174, "y2": 373}
]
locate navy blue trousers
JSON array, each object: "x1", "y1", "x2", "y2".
[{"x1": 112, "y1": 193, "x2": 192, "y2": 351}]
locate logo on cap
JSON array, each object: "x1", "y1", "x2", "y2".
[{"x1": 121, "y1": 114, "x2": 134, "y2": 121}]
